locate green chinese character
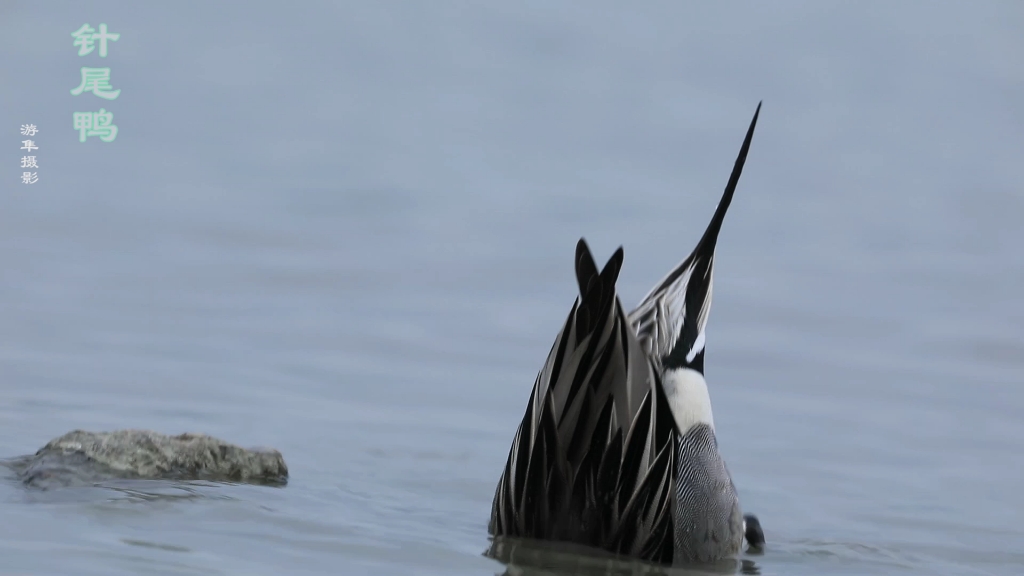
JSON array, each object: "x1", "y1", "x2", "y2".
[
  {"x1": 73, "y1": 109, "x2": 118, "y2": 142},
  {"x1": 71, "y1": 23, "x2": 120, "y2": 57},
  {"x1": 70, "y1": 67, "x2": 120, "y2": 100}
]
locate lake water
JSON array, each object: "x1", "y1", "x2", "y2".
[{"x1": 1, "y1": 2, "x2": 1022, "y2": 575}]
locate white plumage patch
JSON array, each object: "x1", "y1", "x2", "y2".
[
  {"x1": 685, "y1": 331, "x2": 706, "y2": 365},
  {"x1": 661, "y1": 366, "x2": 714, "y2": 432},
  {"x1": 663, "y1": 264, "x2": 694, "y2": 348}
]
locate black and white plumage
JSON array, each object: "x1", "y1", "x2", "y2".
[
  {"x1": 489, "y1": 103, "x2": 762, "y2": 566},
  {"x1": 488, "y1": 239, "x2": 679, "y2": 563},
  {"x1": 629, "y1": 101, "x2": 761, "y2": 377}
]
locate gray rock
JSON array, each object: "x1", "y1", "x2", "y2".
[{"x1": 5, "y1": 429, "x2": 288, "y2": 488}]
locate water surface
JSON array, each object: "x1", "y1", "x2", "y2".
[{"x1": 1, "y1": 2, "x2": 1023, "y2": 575}]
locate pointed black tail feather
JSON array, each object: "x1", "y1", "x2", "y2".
[
  {"x1": 689, "y1": 101, "x2": 761, "y2": 266},
  {"x1": 575, "y1": 238, "x2": 624, "y2": 297},
  {"x1": 574, "y1": 238, "x2": 600, "y2": 297},
  {"x1": 645, "y1": 102, "x2": 760, "y2": 300},
  {"x1": 665, "y1": 102, "x2": 760, "y2": 370},
  {"x1": 574, "y1": 239, "x2": 624, "y2": 342},
  {"x1": 630, "y1": 102, "x2": 761, "y2": 372}
]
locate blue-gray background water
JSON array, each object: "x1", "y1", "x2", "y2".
[{"x1": 2, "y1": 2, "x2": 1022, "y2": 575}]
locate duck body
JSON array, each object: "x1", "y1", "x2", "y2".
[{"x1": 488, "y1": 103, "x2": 762, "y2": 565}]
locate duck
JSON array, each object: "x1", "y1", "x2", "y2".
[{"x1": 488, "y1": 103, "x2": 764, "y2": 565}]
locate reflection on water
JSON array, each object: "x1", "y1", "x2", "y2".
[{"x1": 486, "y1": 538, "x2": 762, "y2": 576}]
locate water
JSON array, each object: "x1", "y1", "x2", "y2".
[{"x1": 1, "y1": 2, "x2": 1023, "y2": 574}]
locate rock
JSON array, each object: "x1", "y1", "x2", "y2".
[{"x1": 5, "y1": 429, "x2": 288, "y2": 488}]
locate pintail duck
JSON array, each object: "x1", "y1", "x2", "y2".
[{"x1": 488, "y1": 103, "x2": 764, "y2": 565}]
